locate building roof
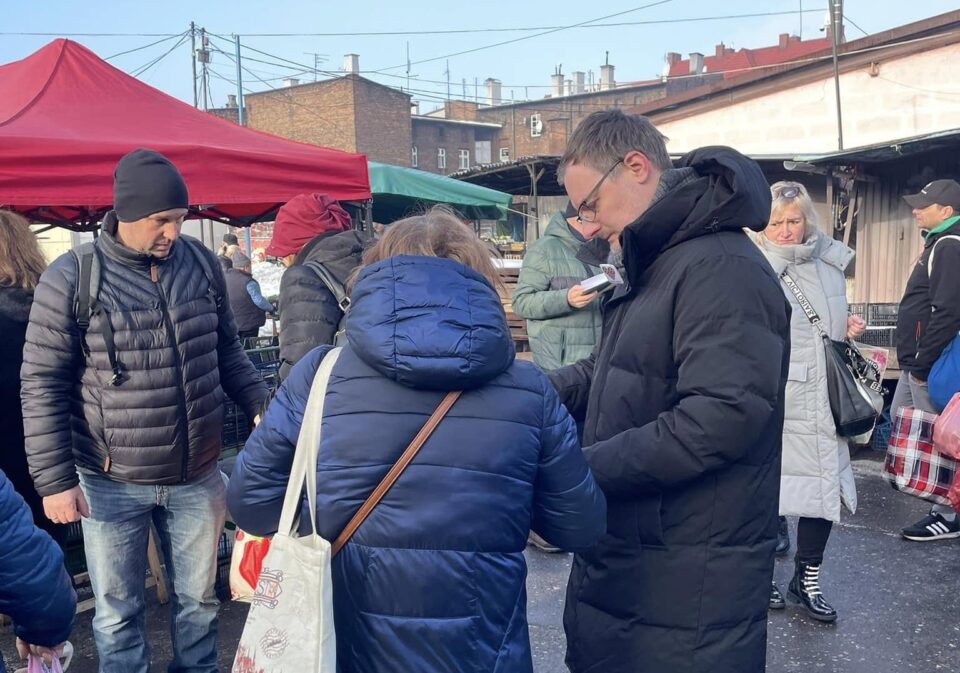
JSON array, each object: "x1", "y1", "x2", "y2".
[
  {"x1": 244, "y1": 73, "x2": 411, "y2": 100},
  {"x1": 667, "y1": 36, "x2": 833, "y2": 80},
  {"x1": 792, "y1": 128, "x2": 960, "y2": 165},
  {"x1": 412, "y1": 115, "x2": 502, "y2": 129}
]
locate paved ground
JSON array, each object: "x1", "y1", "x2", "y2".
[{"x1": 3, "y1": 453, "x2": 959, "y2": 672}]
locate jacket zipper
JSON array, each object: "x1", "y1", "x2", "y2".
[{"x1": 152, "y1": 263, "x2": 191, "y2": 482}]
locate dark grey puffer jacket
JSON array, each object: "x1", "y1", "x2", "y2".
[{"x1": 21, "y1": 223, "x2": 270, "y2": 496}]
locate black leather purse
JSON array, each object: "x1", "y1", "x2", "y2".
[{"x1": 780, "y1": 271, "x2": 883, "y2": 438}]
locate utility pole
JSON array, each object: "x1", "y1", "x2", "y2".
[
  {"x1": 197, "y1": 28, "x2": 210, "y2": 111},
  {"x1": 462, "y1": 78, "x2": 467, "y2": 100},
  {"x1": 234, "y1": 34, "x2": 252, "y2": 256},
  {"x1": 405, "y1": 42, "x2": 410, "y2": 92},
  {"x1": 829, "y1": 0, "x2": 844, "y2": 150},
  {"x1": 190, "y1": 22, "x2": 198, "y2": 108},
  {"x1": 474, "y1": 77, "x2": 478, "y2": 103},
  {"x1": 445, "y1": 60, "x2": 451, "y2": 100}
]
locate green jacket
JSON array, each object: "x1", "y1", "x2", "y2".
[{"x1": 512, "y1": 212, "x2": 603, "y2": 370}]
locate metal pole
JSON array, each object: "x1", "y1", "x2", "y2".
[
  {"x1": 234, "y1": 35, "x2": 246, "y2": 126},
  {"x1": 830, "y1": 0, "x2": 844, "y2": 150},
  {"x1": 190, "y1": 22, "x2": 198, "y2": 108}
]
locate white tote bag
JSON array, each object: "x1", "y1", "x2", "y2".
[{"x1": 232, "y1": 348, "x2": 342, "y2": 673}]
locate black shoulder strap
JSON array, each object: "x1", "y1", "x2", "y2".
[
  {"x1": 305, "y1": 259, "x2": 351, "y2": 312},
  {"x1": 72, "y1": 243, "x2": 124, "y2": 385},
  {"x1": 183, "y1": 237, "x2": 225, "y2": 307}
]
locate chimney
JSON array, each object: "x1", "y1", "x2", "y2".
[
  {"x1": 666, "y1": 52, "x2": 682, "y2": 66},
  {"x1": 282, "y1": 77, "x2": 300, "y2": 88},
  {"x1": 715, "y1": 43, "x2": 726, "y2": 58},
  {"x1": 551, "y1": 64, "x2": 564, "y2": 98},
  {"x1": 343, "y1": 53, "x2": 360, "y2": 74},
  {"x1": 226, "y1": 94, "x2": 237, "y2": 108},
  {"x1": 779, "y1": 33, "x2": 790, "y2": 50},
  {"x1": 411, "y1": 101, "x2": 420, "y2": 116},
  {"x1": 688, "y1": 53, "x2": 704, "y2": 75},
  {"x1": 824, "y1": 11, "x2": 846, "y2": 44},
  {"x1": 572, "y1": 71, "x2": 586, "y2": 95},
  {"x1": 564, "y1": 79, "x2": 573, "y2": 96},
  {"x1": 600, "y1": 53, "x2": 615, "y2": 91},
  {"x1": 485, "y1": 78, "x2": 502, "y2": 106}
]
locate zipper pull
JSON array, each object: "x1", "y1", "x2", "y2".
[
  {"x1": 103, "y1": 455, "x2": 112, "y2": 473},
  {"x1": 151, "y1": 263, "x2": 158, "y2": 283}
]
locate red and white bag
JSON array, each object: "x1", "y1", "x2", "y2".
[
  {"x1": 884, "y1": 406, "x2": 957, "y2": 505},
  {"x1": 933, "y1": 392, "x2": 960, "y2": 461},
  {"x1": 228, "y1": 529, "x2": 272, "y2": 602}
]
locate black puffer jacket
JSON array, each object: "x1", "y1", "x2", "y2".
[
  {"x1": 550, "y1": 148, "x2": 791, "y2": 673},
  {"x1": 21, "y1": 221, "x2": 270, "y2": 496},
  {"x1": 278, "y1": 229, "x2": 364, "y2": 379}
]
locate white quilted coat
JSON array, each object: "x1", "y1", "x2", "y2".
[{"x1": 756, "y1": 232, "x2": 858, "y2": 521}]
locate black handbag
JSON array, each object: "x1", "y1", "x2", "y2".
[{"x1": 780, "y1": 271, "x2": 883, "y2": 438}]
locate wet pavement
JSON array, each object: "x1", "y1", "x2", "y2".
[{"x1": 3, "y1": 452, "x2": 959, "y2": 672}]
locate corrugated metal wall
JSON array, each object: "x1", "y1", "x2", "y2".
[{"x1": 854, "y1": 152, "x2": 960, "y2": 303}]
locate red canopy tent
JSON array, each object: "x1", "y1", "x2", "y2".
[{"x1": 0, "y1": 39, "x2": 371, "y2": 230}]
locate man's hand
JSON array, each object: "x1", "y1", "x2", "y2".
[
  {"x1": 16, "y1": 638, "x2": 64, "y2": 665},
  {"x1": 42, "y1": 486, "x2": 90, "y2": 524},
  {"x1": 567, "y1": 285, "x2": 599, "y2": 310}
]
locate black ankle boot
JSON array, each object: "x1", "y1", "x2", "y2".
[
  {"x1": 769, "y1": 582, "x2": 785, "y2": 610},
  {"x1": 775, "y1": 516, "x2": 790, "y2": 556},
  {"x1": 788, "y1": 559, "x2": 837, "y2": 622}
]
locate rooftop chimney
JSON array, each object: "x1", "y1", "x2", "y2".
[
  {"x1": 343, "y1": 53, "x2": 360, "y2": 74},
  {"x1": 226, "y1": 94, "x2": 237, "y2": 108},
  {"x1": 411, "y1": 101, "x2": 420, "y2": 115},
  {"x1": 564, "y1": 79, "x2": 574, "y2": 96},
  {"x1": 779, "y1": 33, "x2": 790, "y2": 50},
  {"x1": 551, "y1": 64, "x2": 564, "y2": 98},
  {"x1": 572, "y1": 71, "x2": 586, "y2": 95},
  {"x1": 600, "y1": 52, "x2": 615, "y2": 91},
  {"x1": 715, "y1": 43, "x2": 727, "y2": 58},
  {"x1": 666, "y1": 52, "x2": 682, "y2": 66},
  {"x1": 688, "y1": 52, "x2": 704, "y2": 75},
  {"x1": 282, "y1": 77, "x2": 300, "y2": 88},
  {"x1": 485, "y1": 78, "x2": 502, "y2": 106}
]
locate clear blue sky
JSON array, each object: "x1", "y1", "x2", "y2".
[{"x1": 1, "y1": 1, "x2": 956, "y2": 111}]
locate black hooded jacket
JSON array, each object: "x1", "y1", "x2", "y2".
[
  {"x1": 278, "y1": 229, "x2": 365, "y2": 379},
  {"x1": 550, "y1": 147, "x2": 791, "y2": 673}
]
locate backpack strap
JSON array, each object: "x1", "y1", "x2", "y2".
[
  {"x1": 182, "y1": 236, "x2": 226, "y2": 309},
  {"x1": 927, "y1": 235, "x2": 960, "y2": 278},
  {"x1": 72, "y1": 243, "x2": 124, "y2": 385},
  {"x1": 304, "y1": 259, "x2": 351, "y2": 312}
]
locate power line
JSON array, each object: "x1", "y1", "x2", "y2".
[
  {"x1": 104, "y1": 31, "x2": 187, "y2": 61},
  {"x1": 0, "y1": 31, "x2": 180, "y2": 37},
  {"x1": 843, "y1": 14, "x2": 870, "y2": 37},
  {"x1": 130, "y1": 32, "x2": 190, "y2": 78},
  {"x1": 372, "y1": 0, "x2": 677, "y2": 73}
]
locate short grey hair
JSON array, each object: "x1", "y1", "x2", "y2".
[
  {"x1": 769, "y1": 181, "x2": 819, "y2": 239},
  {"x1": 559, "y1": 109, "x2": 672, "y2": 184}
]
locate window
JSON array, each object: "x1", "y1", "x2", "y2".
[
  {"x1": 438, "y1": 127, "x2": 446, "y2": 140},
  {"x1": 411, "y1": 146, "x2": 418, "y2": 168},
  {"x1": 475, "y1": 141, "x2": 492, "y2": 164},
  {"x1": 499, "y1": 147, "x2": 510, "y2": 161},
  {"x1": 458, "y1": 149, "x2": 470, "y2": 170},
  {"x1": 438, "y1": 148, "x2": 447, "y2": 170},
  {"x1": 530, "y1": 113, "x2": 543, "y2": 138}
]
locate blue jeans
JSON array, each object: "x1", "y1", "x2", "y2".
[{"x1": 79, "y1": 467, "x2": 226, "y2": 673}]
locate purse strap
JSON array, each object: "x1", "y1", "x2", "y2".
[
  {"x1": 331, "y1": 389, "x2": 462, "y2": 556},
  {"x1": 779, "y1": 270, "x2": 829, "y2": 339}
]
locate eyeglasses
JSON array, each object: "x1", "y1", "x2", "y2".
[
  {"x1": 773, "y1": 183, "x2": 802, "y2": 199},
  {"x1": 577, "y1": 160, "x2": 623, "y2": 224}
]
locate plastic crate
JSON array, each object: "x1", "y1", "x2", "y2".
[
  {"x1": 867, "y1": 303, "x2": 899, "y2": 327},
  {"x1": 858, "y1": 327, "x2": 896, "y2": 347},
  {"x1": 242, "y1": 336, "x2": 278, "y2": 350},
  {"x1": 222, "y1": 401, "x2": 252, "y2": 455},
  {"x1": 215, "y1": 561, "x2": 231, "y2": 601},
  {"x1": 247, "y1": 345, "x2": 281, "y2": 387}
]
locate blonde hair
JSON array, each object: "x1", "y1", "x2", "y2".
[
  {"x1": 353, "y1": 206, "x2": 502, "y2": 292},
  {"x1": 0, "y1": 210, "x2": 47, "y2": 290},
  {"x1": 769, "y1": 181, "x2": 819, "y2": 240}
]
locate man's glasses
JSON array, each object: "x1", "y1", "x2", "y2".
[
  {"x1": 577, "y1": 160, "x2": 623, "y2": 224},
  {"x1": 773, "y1": 183, "x2": 802, "y2": 199}
]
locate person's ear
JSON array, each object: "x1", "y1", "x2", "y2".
[{"x1": 622, "y1": 150, "x2": 653, "y2": 185}]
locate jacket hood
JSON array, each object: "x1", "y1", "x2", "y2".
[
  {"x1": 543, "y1": 211, "x2": 583, "y2": 246},
  {"x1": 620, "y1": 146, "x2": 771, "y2": 285},
  {"x1": 756, "y1": 231, "x2": 854, "y2": 275},
  {"x1": 0, "y1": 286, "x2": 33, "y2": 322},
  {"x1": 296, "y1": 229, "x2": 366, "y2": 284},
  {"x1": 347, "y1": 256, "x2": 514, "y2": 390}
]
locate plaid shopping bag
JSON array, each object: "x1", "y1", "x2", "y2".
[{"x1": 884, "y1": 406, "x2": 957, "y2": 504}]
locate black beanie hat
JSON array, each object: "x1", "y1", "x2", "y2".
[{"x1": 113, "y1": 149, "x2": 189, "y2": 222}]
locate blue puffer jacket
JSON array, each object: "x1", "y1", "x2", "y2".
[
  {"x1": 228, "y1": 255, "x2": 606, "y2": 673},
  {"x1": 0, "y1": 470, "x2": 76, "y2": 673}
]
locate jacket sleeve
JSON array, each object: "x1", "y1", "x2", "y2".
[
  {"x1": 0, "y1": 471, "x2": 76, "y2": 646},
  {"x1": 246, "y1": 280, "x2": 276, "y2": 312},
  {"x1": 279, "y1": 266, "x2": 341, "y2": 379},
  {"x1": 583, "y1": 255, "x2": 789, "y2": 499},
  {"x1": 511, "y1": 244, "x2": 575, "y2": 321},
  {"x1": 547, "y1": 347, "x2": 596, "y2": 421},
  {"x1": 531, "y1": 376, "x2": 606, "y2": 551},
  {"x1": 227, "y1": 346, "x2": 330, "y2": 535},
  {"x1": 212, "y1": 259, "x2": 271, "y2": 420},
  {"x1": 915, "y1": 239, "x2": 960, "y2": 379},
  {"x1": 20, "y1": 255, "x2": 82, "y2": 497}
]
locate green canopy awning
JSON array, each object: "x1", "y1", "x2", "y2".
[{"x1": 369, "y1": 162, "x2": 511, "y2": 223}]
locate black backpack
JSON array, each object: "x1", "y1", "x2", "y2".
[
  {"x1": 303, "y1": 259, "x2": 351, "y2": 346},
  {"x1": 72, "y1": 237, "x2": 223, "y2": 386}
]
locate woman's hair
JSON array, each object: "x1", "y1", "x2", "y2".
[
  {"x1": 0, "y1": 210, "x2": 47, "y2": 290},
  {"x1": 768, "y1": 181, "x2": 819, "y2": 240},
  {"x1": 352, "y1": 206, "x2": 502, "y2": 291}
]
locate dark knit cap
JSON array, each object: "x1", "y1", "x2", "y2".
[
  {"x1": 113, "y1": 149, "x2": 189, "y2": 222},
  {"x1": 223, "y1": 233, "x2": 239, "y2": 246}
]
